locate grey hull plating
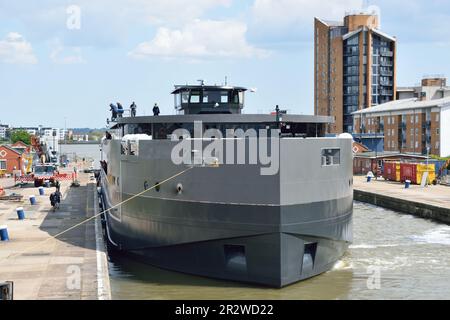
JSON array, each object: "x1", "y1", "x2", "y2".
[
  {"x1": 101, "y1": 137, "x2": 353, "y2": 287},
  {"x1": 102, "y1": 194, "x2": 352, "y2": 287}
]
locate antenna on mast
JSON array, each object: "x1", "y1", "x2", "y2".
[{"x1": 225, "y1": 76, "x2": 228, "y2": 86}]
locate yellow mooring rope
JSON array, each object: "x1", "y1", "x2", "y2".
[{"x1": 4, "y1": 166, "x2": 194, "y2": 260}]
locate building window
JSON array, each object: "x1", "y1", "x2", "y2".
[
  {"x1": 415, "y1": 115, "x2": 419, "y2": 123},
  {"x1": 0, "y1": 160, "x2": 6, "y2": 170},
  {"x1": 392, "y1": 117, "x2": 395, "y2": 125},
  {"x1": 436, "y1": 142, "x2": 440, "y2": 149},
  {"x1": 321, "y1": 148, "x2": 341, "y2": 166},
  {"x1": 436, "y1": 114, "x2": 440, "y2": 122},
  {"x1": 415, "y1": 141, "x2": 419, "y2": 149},
  {"x1": 437, "y1": 128, "x2": 440, "y2": 135},
  {"x1": 387, "y1": 117, "x2": 391, "y2": 125},
  {"x1": 410, "y1": 116, "x2": 414, "y2": 124}
]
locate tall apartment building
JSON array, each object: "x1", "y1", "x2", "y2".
[
  {"x1": 315, "y1": 11, "x2": 397, "y2": 134},
  {"x1": 352, "y1": 91, "x2": 450, "y2": 157}
]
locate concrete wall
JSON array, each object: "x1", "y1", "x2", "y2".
[{"x1": 354, "y1": 190, "x2": 450, "y2": 224}]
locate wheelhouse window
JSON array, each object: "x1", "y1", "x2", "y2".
[
  {"x1": 190, "y1": 91, "x2": 200, "y2": 103},
  {"x1": 181, "y1": 92, "x2": 189, "y2": 104},
  {"x1": 220, "y1": 92, "x2": 229, "y2": 103},
  {"x1": 321, "y1": 148, "x2": 340, "y2": 166}
]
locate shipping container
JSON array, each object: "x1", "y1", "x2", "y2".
[
  {"x1": 400, "y1": 163, "x2": 436, "y2": 185},
  {"x1": 417, "y1": 164, "x2": 436, "y2": 185},
  {"x1": 383, "y1": 162, "x2": 400, "y2": 181},
  {"x1": 400, "y1": 163, "x2": 417, "y2": 184}
]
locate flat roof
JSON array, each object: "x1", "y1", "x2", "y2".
[
  {"x1": 355, "y1": 152, "x2": 428, "y2": 159},
  {"x1": 171, "y1": 85, "x2": 247, "y2": 94},
  {"x1": 353, "y1": 96, "x2": 450, "y2": 115}
]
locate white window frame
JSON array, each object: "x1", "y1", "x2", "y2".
[{"x1": 0, "y1": 159, "x2": 6, "y2": 170}]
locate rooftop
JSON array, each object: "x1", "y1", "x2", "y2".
[
  {"x1": 354, "y1": 151, "x2": 428, "y2": 159},
  {"x1": 343, "y1": 27, "x2": 396, "y2": 42},
  {"x1": 353, "y1": 96, "x2": 450, "y2": 115}
]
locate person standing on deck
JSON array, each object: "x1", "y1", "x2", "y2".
[
  {"x1": 153, "y1": 103, "x2": 160, "y2": 116},
  {"x1": 130, "y1": 102, "x2": 137, "y2": 117},
  {"x1": 117, "y1": 102, "x2": 124, "y2": 118}
]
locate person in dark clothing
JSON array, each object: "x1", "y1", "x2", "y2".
[
  {"x1": 49, "y1": 191, "x2": 61, "y2": 212},
  {"x1": 130, "y1": 102, "x2": 137, "y2": 117},
  {"x1": 153, "y1": 103, "x2": 160, "y2": 116},
  {"x1": 110, "y1": 103, "x2": 118, "y2": 121},
  {"x1": 117, "y1": 102, "x2": 124, "y2": 118}
]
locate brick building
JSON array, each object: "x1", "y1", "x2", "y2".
[
  {"x1": 0, "y1": 145, "x2": 24, "y2": 175},
  {"x1": 353, "y1": 96, "x2": 450, "y2": 157},
  {"x1": 315, "y1": 11, "x2": 396, "y2": 134}
]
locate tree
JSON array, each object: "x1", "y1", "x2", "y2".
[{"x1": 10, "y1": 130, "x2": 31, "y2": 145}]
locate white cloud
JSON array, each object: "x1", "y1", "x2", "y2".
[
  {"x1": 50, "y1": 40, "x2": 85, "y2": 64},
  {"x1": 0, "y1": 32, "x2": 37, "y2": 64},
  {"x1": 129, "y1": 19, "x2": 269, "y2": 60},
  {"x1": 251, "y1": 0, "x2": 364, "y2": 27}
]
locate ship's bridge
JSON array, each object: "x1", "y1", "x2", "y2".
[{"x1": 172, "y1": 84, "x2": 247, "y2": 115}]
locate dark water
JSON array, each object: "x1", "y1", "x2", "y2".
[
  {"x1": 108, "y1": 202, "x2": 450, "y2": 300},
  {"x1": 59, "y1": 145, "x2": 450, "y2": 299}
]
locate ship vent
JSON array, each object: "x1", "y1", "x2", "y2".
[
  {"x1": 302, "y1": 243, "x2": 318, "y2": 275},
  {"x1": 224, "y1": 245, "x2": 247, "y2": 274}
]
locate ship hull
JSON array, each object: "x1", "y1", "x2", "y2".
[
  {"x1": 100, "y1": 190, "x2": 352, "y2": 287},
  {"x1": 101, "y1": 136, "x2": 353, "y2": 287}
]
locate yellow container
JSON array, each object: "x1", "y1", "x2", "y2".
[{"x1": 416, "y1": 164, "x2": 436, "y2": 185}]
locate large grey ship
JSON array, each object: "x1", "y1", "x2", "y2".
[{"x1": 99, "y1": 83, "x2": 353, "y2": 288}]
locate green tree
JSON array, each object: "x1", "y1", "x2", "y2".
[{"x1": 10, "y1": 130, "x2": 31, "y2": 145}]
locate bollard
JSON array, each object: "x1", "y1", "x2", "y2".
[
  {"x1": 0, "y1": 225, "x2": 9, "y2": 241},
  {"x1": 38, "y1": 186, "x2": 45, "y2": 196},
  {"x1": 29, "y1": 195, "x2": 37, "y2": 205},
  {"x1": 405, "y1": 180, "x2": 411, "y2": 189},
  {"x1": 16, "y1": 207, "x2": 25, "y2": 220}
]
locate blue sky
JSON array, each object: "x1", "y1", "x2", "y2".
[{"x1": 1, "y1": 0, "x2": 450, "y2": 128}]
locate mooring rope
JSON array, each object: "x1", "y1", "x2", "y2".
[{"x1": 3, "y1": 166, "x2": 194, "y2": 260}]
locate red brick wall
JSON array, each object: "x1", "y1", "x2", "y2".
[{"x1": 0, "y1": 146, "x2": 23, "y2": 174}]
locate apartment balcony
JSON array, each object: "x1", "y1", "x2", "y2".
[
  {"x1": 380, "y1": 50, "x2": 394, "y2": 57},
  {"x1": 380, "y1": 61, "x2": 393, "y2": 67},
  {"x1": 381, "y1": 90, "x2": 393, "y2": 96},
  {"x1": 380, "y1": 70, "x2": 393, "y2": 77},
  {"x1": 344, "y1": 71, "x2": 359, "y2": 77},
  {"x1": 380, "y1": 81, "x2": 393, "y2": 87}
]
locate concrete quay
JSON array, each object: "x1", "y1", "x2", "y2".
[
  {"x1": 354, "y1": 175, "x2": 450, "y2": 224},
  {"x1": 0, "y1": 168, "x2": 110, "y2": 300}
]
